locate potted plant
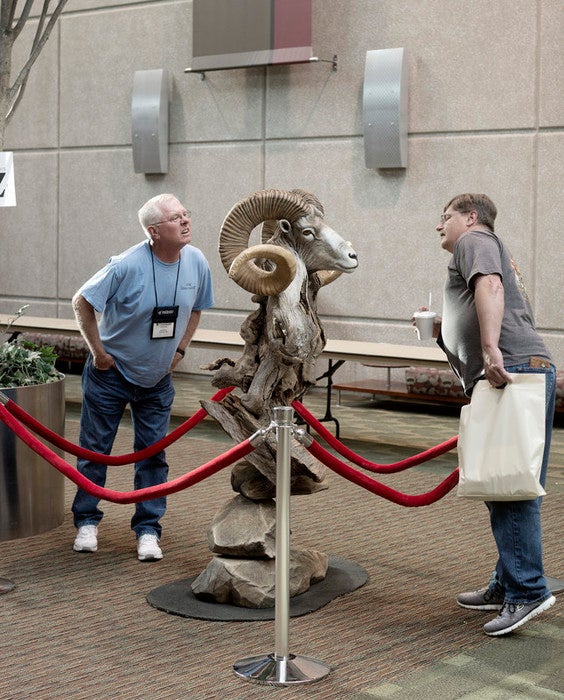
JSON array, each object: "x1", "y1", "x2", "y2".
[
  {"x1": 0, "y1": 305, "x2": 66, "y2": 545},
  {"x1": 0, "y1": 305, "x2": 60, "y2": 387}
]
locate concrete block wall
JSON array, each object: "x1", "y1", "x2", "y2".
[{"x1": 1, "y1": 0, "x2": 562, "y2": 383}]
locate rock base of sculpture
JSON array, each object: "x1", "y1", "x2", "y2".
[
  {"x1": 147, "y1": 555, "x2": 368, "y2": 621},
  {"x1": 207, "y1": 494, "x2": 277, "y2": 558},
  {"x1": 191, "y1": 549, "x2": 328, "y2": 608},
  {"x1": 194, "y1": 494, "x2": 329, "y2": 608}
]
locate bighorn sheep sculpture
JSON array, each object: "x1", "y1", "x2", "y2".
[
  {"x1": 193, "y1": 189, "x2": 358, "y2": 607},
  {"x1": 206, "y1": 188, "x2": 357, "y2": 411}
]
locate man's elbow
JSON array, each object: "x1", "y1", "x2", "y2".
[
  {"x1": 72, "y1": 293, "x2": 93, "y2": 317},
  {"x1": 71, "y1": 293, "x2": 84, "y2": 311}
]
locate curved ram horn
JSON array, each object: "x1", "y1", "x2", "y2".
[
  {"x1": 228, "y1": 244, "x2": 297, "y2": 296},
  {"x1": 219, "y1": 189, "x2": 310, "y2": 274},
  {"x1": 261, "y1": 189, "x2": 324, "y2": 244},
  {"x1": 315, "y1": 270, "x2": 343, "y2": 287},
  {"x1": 260, "y1": 190, "x2": 341, "y2": 286}
]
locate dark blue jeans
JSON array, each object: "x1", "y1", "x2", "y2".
[
  {"x1": 486, "y1": 363, "x2": 556, "y2": 604},
  {"x1": 71, "y1": 356, "x2": 175, "y2": 539}
]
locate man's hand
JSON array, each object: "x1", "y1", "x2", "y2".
[
  {"x1": 412, "y1": 306, "x2": 441, "y2": 339},
  {"x1": 169, "y1": 352, "x2": 184, "y2": 372},
  {"x1": 482, "y1": 346, "x2": 512, "y2": 388},
  {"x1": 92, "y1": 350, "x2": 116, "y2": 371}
]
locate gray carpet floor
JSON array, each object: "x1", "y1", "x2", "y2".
[{"x1": 0, "y1": 376, "x2": 562, "y2": 699}]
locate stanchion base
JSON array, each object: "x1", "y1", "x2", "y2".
[{"x1": 233, "y1": 653, "x2": 331, "y2": 685}]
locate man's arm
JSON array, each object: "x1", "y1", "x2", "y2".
[
  {"x1": 473, "y1": 274, "x2": 512, "y2": 387},
  {"x1": 170, "y1": 310, "x2": 202, "y2": 370},
  {"x1": 72, "y1": 293, "x2": 115, "y2": 370}
]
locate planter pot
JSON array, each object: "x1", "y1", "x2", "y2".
[{"x1": 0, "y1": 377, "x2": 65, "y2": 541}]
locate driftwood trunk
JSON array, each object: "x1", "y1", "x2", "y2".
[{"x1": 193, "y1": 271, "x2": 331, "y2": 606}]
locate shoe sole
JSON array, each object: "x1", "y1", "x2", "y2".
[
  {"x1": 137, "y1": 554, "x2": 163, "y2": 562},
  {"x1": 484, "y1": 595, "x2": 556, "y2": 636},
  {"x1": 457, "y1": 601, "x2": 503, "y2": 611},
  {"x1": 73, "y1": 545, "x2": 97, "y2": 553}
]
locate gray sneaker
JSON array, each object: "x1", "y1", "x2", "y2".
[
  {"x1": 483, "y1": 595, "x2": 556, "y2": 636},
  {"x1": 456, "y1": 586, "x2": 504, "y2": 610}
]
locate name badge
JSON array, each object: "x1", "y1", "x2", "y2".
[{"x1": 151, "y1": 305, "x2": 179, "y2": 339}]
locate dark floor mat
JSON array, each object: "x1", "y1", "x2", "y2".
[{"x1": 146, "y1": 555, "x2": 368, "y2": 621}]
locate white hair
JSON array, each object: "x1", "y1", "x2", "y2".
[{"x1": 138, "y1": 193, "x2": 178, "y2": 238}]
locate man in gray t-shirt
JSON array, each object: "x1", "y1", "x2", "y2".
[
  {"x1": 439, "y1": 228, "x2": 551, "y2": 395},
  {"x1": 433, "y1": 193, "x2": 556, "y2": 637}
]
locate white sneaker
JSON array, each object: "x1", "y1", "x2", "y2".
[
  {"x1": 137, "y1": 534, "x2": 163, "y2": 561},
  {"x1": 73, "y1": 525, "x2": 98, "y2": 552}
]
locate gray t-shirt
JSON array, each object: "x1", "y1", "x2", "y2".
[{"x1": 438, "y1": 230, "x2": 551, "y2": 394}]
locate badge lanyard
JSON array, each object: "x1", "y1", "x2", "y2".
[{"x1": 150, "y1": 248, "x2": 181, "y2": 339}]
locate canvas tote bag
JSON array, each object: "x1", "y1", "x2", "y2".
[{"x1": 457, "y1": 373, "x2": 546, "y2": 500}]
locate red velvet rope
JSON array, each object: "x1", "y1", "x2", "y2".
[
  {"x1": 0, "y1": 402, "x2": 254, "y2": 503},
  {"x1": 292, "y1": 400, "x2": 458, "y2": 473},
  {"x1": 304, "y1": 437, "x2": 459, "y2": 506},
  {"x1": 4, "y1": 386, "x2": 234, "y2": 465},
  {"x1": 0, "y1": 390, "x2": 459, "y2": 507}
]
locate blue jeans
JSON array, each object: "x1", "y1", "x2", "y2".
[
  {"x1": 71, "y1": 356, "x2": 175, "y2": 539},
  {"x1": 486, "y1": 362, "x2": 556, "y2": 604}
]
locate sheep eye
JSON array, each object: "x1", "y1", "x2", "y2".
[{"x1": 301, "y1": 228, "x2": 315, "y2": 238}]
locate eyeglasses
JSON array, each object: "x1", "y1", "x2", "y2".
[
  {"x1": 151, "y1": 210, "x2": 191, "y2": 227},
  {"x1": 440, "y1": 209, "x2": 472, "y2": 224}
]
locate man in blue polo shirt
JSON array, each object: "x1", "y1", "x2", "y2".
[{"x1": 71, "y1": 193, "x2": 214, "y2": 561}]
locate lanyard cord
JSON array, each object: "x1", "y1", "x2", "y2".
[{"x1": 150, "y1": 246, "x2": 181, "y2": 307}]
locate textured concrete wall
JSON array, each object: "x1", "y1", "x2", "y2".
[{"x1": 1, "y1": 0, "x2": 562, "y2": 381}]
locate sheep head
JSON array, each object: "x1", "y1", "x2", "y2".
[{"x1": 219, "y1": 188, "x2": 358, "y2": 295}]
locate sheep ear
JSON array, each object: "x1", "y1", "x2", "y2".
[{"x1": 228, "y1": 244, "x2": 297, "y2": 295}]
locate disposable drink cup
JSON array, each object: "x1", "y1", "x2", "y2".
[{"x1": 414, "y1": 310, "x2": 437, "y2": 340}]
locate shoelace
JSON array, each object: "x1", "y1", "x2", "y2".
[{"x1": 498, "y1": 602, "x2": 524, "y2": 615}]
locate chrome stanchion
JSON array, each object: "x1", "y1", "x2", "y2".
[{"x1": 233, "y1": 406, "x2": 331, "y2": 685}]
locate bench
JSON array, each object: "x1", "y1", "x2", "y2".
[
  {"x1": 334, "y1": 380, "x2": 469, "y2": 406},
  {"x1": 334, "y1": 365, "x2": 564, "y2": 414},
  {"x1": 0, "y1": 315, "x2": 450, "y2": 368},
  {"x1": 0, "y1": 314, "x2": 453, "y2": 436},
  {"x1": 334, "y1": 366, "x2": 467, "y2": 408},
  {"x1": 7, "y1": 315, "x2": 560, "y2": 423},
  {"x1": 0, "y1": 316, "x2": 246, "y2": 373}
]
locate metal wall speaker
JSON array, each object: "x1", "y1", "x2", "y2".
[
  {"x1": 363, "y1": 48, "x2": 408, "y2": 169},
  {"x1": 131, "y1": 69, "x2": 169, "y2": 174}
]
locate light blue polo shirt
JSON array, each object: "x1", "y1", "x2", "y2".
[{"x1": 78, "y1": 241, "x2": 214, "y2": 387}]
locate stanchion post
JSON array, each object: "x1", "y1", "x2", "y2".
[
  {"x1": 233, "y1": 407, "x2": 331, "y2": 686},
  {"x1": 274, "y1": 406, "x2": 292, "y2": 662}
]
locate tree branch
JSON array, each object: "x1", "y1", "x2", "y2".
[
  {"x1": 6, "y1": 0, "x2": 67, "y2": 123},
  {"x1": 0, "y1": 1, "x2": 17, "y2": 32},
  {"x1": 7, "y1": 1, "x2": 17, "y2": 29},
  {"x1": 30, "y1": 2, "x2": 49, "y2": 54},
  {"x1": 12, "y1": 0, "x2": 35, "y2": 40}
]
